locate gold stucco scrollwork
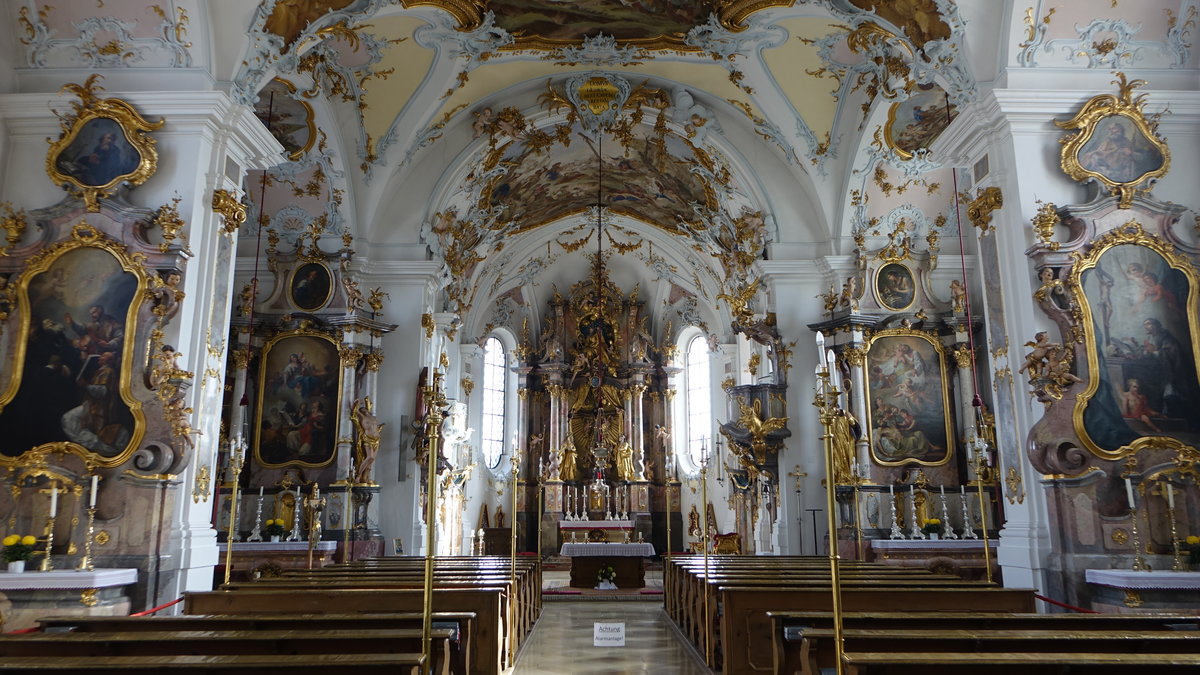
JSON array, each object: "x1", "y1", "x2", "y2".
[
  {"x1": 1031, "y1": 200, "x2": 1061, "y2": 250},
  {"x1": 841, "y1": 346, "x2": 866, "y2": 368},
  {"x1": 962, "y1": 186, "x2": 1003, "y2": 235},
  {"x1": 192, "y1": 465, "x2": 210, "y2": 503},
  {"x1": 0, "y1": 202, "x2": 28, "y2": 256},
  {"x1": 212, "y1": 189, "x2": 247, "y2": 234},
  {"x1": 79, "y1": 588, "x2": 98, "y2": 607},
  {"x1": 421, "y1": 313, "x2": 434, "y2": 339}
]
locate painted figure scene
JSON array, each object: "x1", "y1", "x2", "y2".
[
  {"x1": 256, "y1": 335, "x2": 340, "y2": 467},
  {"x1": 1082, "y1": 244, "x2": 1200, "y2": 450},
  {"x1": 867, "y1": 335, "x2": 950, "y2": 465}
]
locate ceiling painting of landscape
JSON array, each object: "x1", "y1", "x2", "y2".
[{"x1": 484, "y1": 129, "x2": 712, "y2": 233}]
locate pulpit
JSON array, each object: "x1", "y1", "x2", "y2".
[{"x1": 560, "y1": 541, "x2": 654, "y2": 588}]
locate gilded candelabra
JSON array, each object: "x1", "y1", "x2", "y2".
[
  {"x1": 1122, "y1": 459, "x2": 1149, "y2": 572},
  {"x1": 77, "y1": 474, "x2": 99, "y2": 571},
  {"x1": 421, "y1": 370, "x2": 447, "y2": 675},
  {"x1": 1166, "y1": 485, "x2": 1184, "y2": 572},
  {"x1": 223, "y1": 437, "x2": 246, "y2": 585},
  {"x1": 700, "y1": 444, "x2": 713, "y2": 668},
  {"x1": 304, "y1": 483, "x2": 325, "y2": 570},
  {"x1": 40, "y1": 482, "x2": 60, "y2": 572},
  {"x1": 508, "y1": 447, "x2": 520, "y2": 665},
  {"x1": 967, "y1": 423, "x2": 994, "y2": 582},
  {"x1": 812, "y1": 335, "x2": 846, "y2": 675}
]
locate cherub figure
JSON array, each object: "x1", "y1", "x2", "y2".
[
  {"x1": 839, "y1": 276, "x2": 860, "y2": 311},
  {"x1": 342, "y1": 275, "x2": 364, "y2": 313},
  {"x1": 949, "y1": 279, "x2": 966, "y2": 314},
  {"x1": 1018, "y1": 331, "x2": 1059, "y2": 380}
]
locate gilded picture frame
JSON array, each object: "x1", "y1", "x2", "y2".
[
  {"x1": 1055, "y1": 73, "x2": 1169, "y2": 209},
  {"x1": 884, "y1": 83, "x2": 957, "y2": 160},
  {"x1": 255, "y1": 78, "x2": 316, "y2": 162},
  {"x1": 288, "y1": 262, "x2": 333, "y2": 312},
  {"x1": 45, "y1": 76, "x2": 164, "y2": 212},
  {"x1": 254, "y1": 329, "x2": 343, "y2": 469},
  {"x1": 0, "y1": 222, "x2": 150, "y2": 467},
  {"x1": 1069, "y1": 221, "x2": 1200, "y2": 461},
  {"x1": 864, "y1": 328, "x2": 954, "y2": 467},
  {"x1": 875, "y1": 263, "x2": 916, "y2": 311}
]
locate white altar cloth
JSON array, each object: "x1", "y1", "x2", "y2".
[{"x1": 560, "y1": 542, "x2": 655, "y2": 557}]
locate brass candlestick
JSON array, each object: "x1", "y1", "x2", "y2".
[
  {"x1": 1168, "y1": 502, "x2": 1184, "y2": 572},
  {"x1": 1129, "y1": 506, "x2": 1149, "y2": 571},
  {"x1": 40, "y1": 515, "x2": 57, "y2": 572},
  {"x1": 421, "y1": 371, "x2": 447, "y2": 675},
  {"x1": 813, "y1": 355, "x2": 846, "y2": 675},
  {"x1": 508, "y1": 449, "x2": 519, "y2": 666},
  {"x1": 700, "y1": 449, "x2": 712, "y2": 668},
  {"x1": 223, "y1": 437, "x2": 246, "y2": 585},
  {"x1": 304, "y1": 484, "x2": 325, "y2": 570},
  {"x1": 76, "y1": 507, "x2": 96, "y2": 572}
]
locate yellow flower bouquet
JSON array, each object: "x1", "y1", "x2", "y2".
[
  {"x1": 1185, "y1": 535, "x2": 1200, "y2": 565},
  {"x1": 2, "y1": 534, "x2": 38, "y2": 562},
  {"x1": 921, "y1": 518, "x2": 942, "y2": 535},
  {"x1": 263, "y1": 519, "x2": 286, "y2": 538}
]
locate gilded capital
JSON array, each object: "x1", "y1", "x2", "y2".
[{"x1": 211, "y1": 188, "x2": 247, "y2": 234}]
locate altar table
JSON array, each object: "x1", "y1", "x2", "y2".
[
  {"x1": 216, "y1": 541, "x2": 337, "y2": 582},
  {"x1": 560, "y1": 542, "x2": 655, "y2": 589},
  {"x1": 1085, "y1": 569, "x2": 1200, "y2": 614},
  {"x1": 0, "y1": 568, "x2": 137, "y2": 632}
]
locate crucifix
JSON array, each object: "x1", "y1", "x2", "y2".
[{"x1": 787, "y1": 466, "x2": 809, "y2": 555}]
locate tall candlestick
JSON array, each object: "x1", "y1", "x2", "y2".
[
  {"x1": 89, "y1": 475, "x2": 98, "y2": 508},
  {"x1": 1125, "y1": 477, "x2": 1135, "y2": 506},
  {"x1": 1167, "y1": 482, "x2": 1175, "y2": 509}
]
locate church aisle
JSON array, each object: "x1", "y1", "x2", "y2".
[{"x1": 513, "y1": 601, "x2": 710, "y2": 674}]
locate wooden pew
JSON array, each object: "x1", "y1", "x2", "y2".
[
  {"x1": 841, "y1": 651, "x2": 1200, "y2": 674},
  {"x1": 0, "y1": 653, "x2": 425, "y2": 673},
  {"x1": 718, "y1": 585, "x2": 1037, "y2": 675},
  {"x1": 37, "y1": 613, "x2": 475, "y2": 675},
  {"x1": 796, "y1": 627, "x2": 1200, "y2": 675},
  {"x1": 0, "y1": 629, "x2": 453, "y2": 675},
  {"x1": 184, "y1": 587, "x2": 506, "y2": 674},
  {"x1": 770, "y1": 610, "x2": 1200, "y2": 675}
]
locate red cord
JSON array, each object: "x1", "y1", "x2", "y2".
[
  {"x1": 129, "y1": 597, "x2": 183, "y2": 616},
  {"x1": 1034, "y1": 593, "x2": 1100, "y2": 613}
]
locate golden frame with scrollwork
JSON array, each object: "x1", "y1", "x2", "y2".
[
  {"x1": 863, "y1": 328, "x2": 954, "y2": 467},
  {"x1": 254, "y1": 328, "x2": 344, "y2": 469},
  {"x1": 45, "y1": 76, "x2": 164, "y2": 212},
  {"x1": 1055, "y1": 73, "x2": 1169, "y2": 209},
  {"x1": 1068, "y1": 221, "x2": 1200, "y2": 461},
  {"x1": 0, "y1": 222, "x2": 150, "y2": 468}
]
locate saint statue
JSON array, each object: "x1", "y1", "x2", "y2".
[
  {"x1": 614, "y1": 434, "x2": 636, "y2": 482},
  {"x1": 350, "y1": 397, "x2": 384, "y2": 485},
  {"x1": 559, "y1": 435, "x2": 579, "y2": 482}
]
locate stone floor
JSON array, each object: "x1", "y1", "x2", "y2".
[{"x1": 512, "y1": 600, "x2": 710, "y2": 674}]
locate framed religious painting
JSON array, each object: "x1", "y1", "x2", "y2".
[
  {"x1": 864, "y1": 329, "x2": 954, "y2": 467},
  {"x1": 254, "y1": 78, "x2": 316, "y2": 161},
  {"x1": 45, "y1": 75, "x2": 164, "y2": 212},
  {"x1": 254, "y1": 330, "x2": 342, "y2": 468},
  {"x1": 1056, "y1": 73, "x2": 1169, "y2": 209},
  {"x1": 288, "y1": 262, "x2": 333, "y2": 312},
  {"x1": 875, "y1": 263, "x2": 915, "y2": 311},
  {"x1": 884, "y1": 82, "x2": 958, "y2": 160},
  {"x1": 1069, "y1": 223, "x2": 1200, "y2": 460},
  {"x1": 0, "y1": 223, "x2": 150, "y2": 466}
]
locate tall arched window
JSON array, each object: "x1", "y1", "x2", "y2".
[
  {"x1": 684, "y1": 335, "x2": 711, "y2": 470},
  {"x1": 481, "y1": 336, "x2": 507, "y2": 469}
]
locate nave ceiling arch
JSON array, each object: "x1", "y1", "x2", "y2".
[{"x1": 224, "y1": 0, "x2": 988, "y2": 339}]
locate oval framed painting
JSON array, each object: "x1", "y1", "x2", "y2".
[
  {"x1": 876, "y1": 263, "x2": 915, "y2": 311},
  {"x1": 289, "y1": 262, "x2": 332, "y2": 312}
]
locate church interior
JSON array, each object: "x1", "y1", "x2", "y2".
[{"x1": 1, "y1": 0, "x2": 1200, "y2": 671}]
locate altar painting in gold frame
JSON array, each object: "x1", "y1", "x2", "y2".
[
  {"x1": 1055, "y1": 73, "x2": 1169, "y2": 209},
  {"x1": 255, "y1": 330, "x2": 342, "y2": 468},
  {"x1": 45, "y1": 76, "x2": 163, "y2": 212},
  {"x1": 1069, "y1": 223, "x2": 1200, "y2": 460},
  {"x1": 0, "y1": 224, "x2": 149, "y2": 467},
  {"x1": 864, "y1": 329, "x2": 953, "y2": 467}
]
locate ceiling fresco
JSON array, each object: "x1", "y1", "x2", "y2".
[
  {"x1": 485, "y1": 0, "x2": 721, "y2": 46},
  {"x1": 483, "y1": 129, "x2": 714, "y2": 233}
]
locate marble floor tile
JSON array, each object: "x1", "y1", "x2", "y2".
[{"x1": 514, "y1": 600, "x2": 710, "y2": 674}]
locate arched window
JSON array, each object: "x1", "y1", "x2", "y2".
[
  {"x1": 481, "y1": 336, "x2": 507, "y2": 469},
  {"x1": 684, "y1": 335, "x2": 711, "y2": 470}
]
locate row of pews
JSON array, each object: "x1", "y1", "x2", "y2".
[
  {"x1": 664, "y1": 555, "x2": 1200, "y2": 675},
  {"x1": 0, "y1": 555, "x2": 540, "y2": 674}
]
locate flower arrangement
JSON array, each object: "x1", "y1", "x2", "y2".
[
  {"x1": 263, "y1": 519, "x2": 286, "y2": 538},
  {"x1": 1185, "y1": 535, "x2": 1200, "y2": 565},
  {"x1": 597, "y1": 565, "x2": 617, "y2": 584},
  {"x1": 2, "y1": 534, "x2": 38, "y2": 562},
  {"x1": 921, "y1": 518, "x2": 942, "y2": 535}
]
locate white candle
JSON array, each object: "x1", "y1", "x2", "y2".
[
  {"x1": 940, "y1": 485, "x2": 945, "y2": 496},
  {"x1": 826, "y1": 349, "x2": 836, "y2": 373},
  {"x1": 816, "y1": 331, "x2": 826, "y2": 369},
  {"x1": 259, "y1": 485, "x2": 264, "y2": 498},
  {"x1": 89, "y1": 475, "x2": 98, "y2": 508},
  {"x1": 49, "y1": 483, "x2": 57, "y2": 517},
  {"x1": 888, "y1": 483, "x2": 894, "y2": 496},
  {"x1": 961, "y1": 485, "x2": 966, "y2": 495},
  {"x1": 1167, "y1": 482, "x2": 1175, "y2": 509},
  {"x1": 1125, "y1": 477, "x2": 1135, "y2": 507}
]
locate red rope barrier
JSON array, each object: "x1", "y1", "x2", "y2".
[
  {"x1": 130, "y1": 597, "x2": 183, "y2": 616},
  {"x1": 4, "y1": 626, "x2": 41, "y2": 634},
  {"x1": 1034, "y1": 593, "x2": 1100, "y2": 613}
]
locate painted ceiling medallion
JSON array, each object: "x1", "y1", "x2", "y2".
[{"x1": 401, "y1": 0, "x2": 796, "y2": 49}]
